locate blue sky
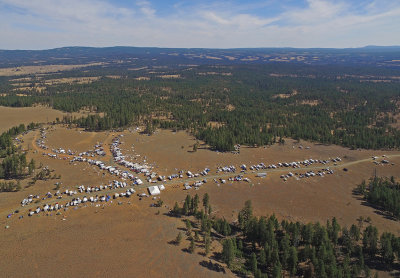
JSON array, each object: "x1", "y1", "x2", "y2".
[{"x1": 0, "y1": 0, "x2": 399, "y2": 49}]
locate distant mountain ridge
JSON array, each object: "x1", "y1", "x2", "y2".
[
  {"x1": 1, "y1": 45, "x2": 400, "y2": 51},
  {"x1": 0, "y1": 46, "x2": 399, "y2": 68}
]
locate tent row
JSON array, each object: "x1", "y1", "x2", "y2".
[
  {"x1": 70, "y1": 157, "x2": 143, "y2": 185},
  {"x1": 280, "y1": 168, "x2": 335, "y2": 181},
  {"x1": 26, "y1": 188, "x2": 136, "y2": 217},
  {"x1": 111, "y1": 136, "x2": 152, "y2": 175},
  {"x1": 21, "y1": 180, "x2": 133, "y2": 207}
]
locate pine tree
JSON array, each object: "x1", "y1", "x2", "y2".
[
  {"x1": 255, "y1": 269, "x2": 262, "y2": 278},
  {"x1": 202, "y1": 193, "x2": 209, "y2": 210},
  {"x1": 279, "y1": 234, "x2": 290, "y2": 268},
  {"x1": 380, "y1": 232, "x2": 395, "y2": 265},
  {"x1": 271, "y1": 248, "x2": 279, "y2": 266},
  {"x1": 288, "y1": 246, "x2": 298, "y2": 275},
  {"x1": 201, "y1": 213, "x2": 208, "y2": 233},
  {"x1": 331, "y1": 217, "x2": 340, "y2": 245},
  {"x1": 28, "y1": 159, "x2": 35, "y2": 175},
  {"x1": 183, "y1": 201, "x2": 189, "y2": 216},
  {"x1": 238, "y1": 200, "x2": 253, "y2": 230},
  {"x1": 189, "y1": 238, "x2": 195, "y2": 254},
  {"x1": 193, "y1": 194, "x2": 199, "y2": 213},
  {"x1": 272, "y1": 260, "x2": 282, "y2": 278},
  {"x1": 357, "y1": 247, "x2": 365, "y2": 269},
  {"x1": 185, "y1": 219, "x2": 192, "y2": 235},
  {"x1": 317, "y1": 259, "x2": 327, "y2": 278},
  {"x1": 184, "y1": 194, "x2": 192, "y2": 215},
  {"x1": 175, "y1": 232, "x2": 183, "y2": 245},
  {"x1": 194, "y1": 231, "x2": 200, "y2": 241},
  {"x1": 204, "y1": 235, "x2": 211, "y2": 256},
  {"x1": 363, "y1": 225, "x2": 378, "y2": 257},
  {"x1": 250, "y1": 252, "x2": 258, "y2": 274},
  {"x1": 259, "y1": 249, "x2": 266, "y2": 269},
  {"x1": 222, "y1": 239, "x2": 235, "y2": 268},
  {"x1": 350, "y1": 224, "x2": 360, "y2": 242},
  {"x1": 173, "y1": 201, "x2": 180, "y2": 214}
]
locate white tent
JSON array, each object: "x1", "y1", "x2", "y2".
[
  {"x1": 148, "y1": 186, "x2": 161, "y2": 196},
  {"x1": 158, "y1": 184, "x2": 165, "y2": 191}
]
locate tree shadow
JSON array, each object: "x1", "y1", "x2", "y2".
[
  {"x1": 365, "y1": 257, "x2": 400, "y2": 273},
  {"x1": 163, "y1": 212, "x2": 181, "y2": 218},
  {"x1": 352, "y1": 191, "x2": 399, "y2": 222},
  {"x1": 210, "y1": 251, "x2": 222, "y2": 262},
  {"x1": 181, "y1": 247, "x2": 192, "y2": 254},
  {"x1": 167, "y1": 240, "x2": 179, "y2": 246},
  {"x1": 358, "y1": 200, "x2": 398, "y2": 222},
  {"x1": 139, "y1": 130, "x2": 152, "y2": 136},
  {"x1": 199, "y1": 260, "x2": 226, "y2": 274}
]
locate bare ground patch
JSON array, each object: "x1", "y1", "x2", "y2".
[
  {"x1": 273, "y1": 89, "x2": 299, "y2": 99},
  {"x1": 0, "y1": 63, "x2": 104, "y2": 76},
  {"x1": 0, "y1": 106, "x2": 95, "y2": 133}
]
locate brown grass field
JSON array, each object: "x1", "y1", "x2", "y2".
[
  {"x1": 1, "y1": 117, "x2": 400, "y2": 277},
  {"x1": 0, "y1": 106, "x2": 98, "y2": 133},
  {"x1": 0, "y1": 63, "x2": 103, "y2": 76}
]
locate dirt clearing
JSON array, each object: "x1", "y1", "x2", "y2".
[
  {"x1": 0, "y1": 106, "x2": 91, "y2": 133},
  {"x1": 0, "y1": 63, "x2": 104, "y2": 76}
]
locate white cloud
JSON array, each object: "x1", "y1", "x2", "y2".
[
  {"x1": 136, "y1": 0, "x2": 155, "y2": 17},
  {"x1": 202, "y1": 11, "x2": 231, "y2": 25},
  {"x1": 0, "y1": 0, "x2": 399, "y2": 49},
  {"x1": 284, "y1": 0, "x2": 347, "y2": 25},
  {"x1": 202, "y1": 11, "x2": 280, "y2": 29}
]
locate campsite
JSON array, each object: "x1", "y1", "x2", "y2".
[{"x1": 1, "y1": 114, "x2": 400, "y2": 277}]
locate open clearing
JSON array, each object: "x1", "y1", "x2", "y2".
[
  {"x1": 0, "y1": 63, "x2": 104, "y2": 76},
  {"x1": 1, "y1": 125, "x2": 400, "y2": 277},
  {"x1": 0, "y1": 106, "x2": 94, "y2": 133}
]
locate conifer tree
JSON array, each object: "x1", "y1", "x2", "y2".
[{"x1": 189, "y1": 238, "x2": 195, "y2": 254}]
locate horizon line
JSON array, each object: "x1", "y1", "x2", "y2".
[{"x1": 1, "y1": 45, "x2": 400, "y2": 52}]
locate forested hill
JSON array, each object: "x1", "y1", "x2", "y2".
[
  {"x1": 0, "y1": 46, "x2": 399, "y2": 68},
  {"x1": 0, "y1": 47, "x2": 399, "y2": 151}
]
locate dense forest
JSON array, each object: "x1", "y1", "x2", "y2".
[
  {"x1": 356, "y1": 177, "x2": 400, "y2": 220},
  {"x1": 0, "y1": 50, "x2": 399, "y2": 151},
  {"x1": 172, "y1": 194, "x2": 400, "y2": 277}
]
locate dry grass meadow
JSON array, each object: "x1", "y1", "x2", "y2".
[
  {"x1": 0, "y1": 63, "x2": 103, "y2": 77},
  {"x1": 0, "y1": 106, "x2": 102, "y2": 133}
]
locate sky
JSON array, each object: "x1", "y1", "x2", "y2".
[{"x1": 0, "y1": 0, "x2": 399, "y2": 50}]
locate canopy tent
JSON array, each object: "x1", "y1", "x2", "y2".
[{"x1": 148, "y1": 186, "x2": 161, "y2": 196}]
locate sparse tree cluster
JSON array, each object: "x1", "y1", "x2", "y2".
[
  {"x1": 0, "y1": 124, "x2": 38, "y2": 181},
  {"x1": 357, "y1": 176, "x2": 400, "y2": 219},
  {"x1": 173, "y1": 195, "x2": 400, "y2": 277},
  {"x1": 0, "y1": 181, "x2": 21, "y2": 192}
]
